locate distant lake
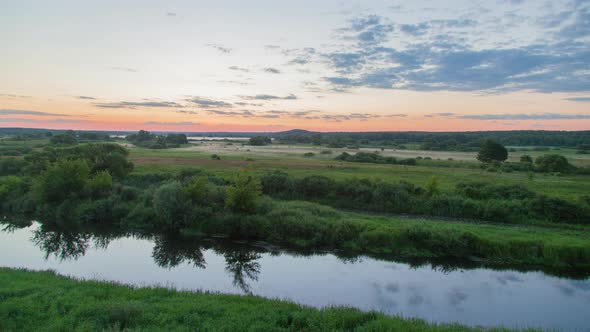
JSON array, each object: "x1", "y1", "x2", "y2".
[{"x1": 1, "y1": 222, "x2": 589, "y2": 331}]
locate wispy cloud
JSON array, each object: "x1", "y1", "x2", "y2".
[
  {"x1": 109, "y1": 66, "x2": 138, "y2": 73},
  {"x1": 240, "y1": 94, "x2": 297, "y2": 100},
  {"x1": 145, "y1": 121, "x2": 197, "y2": 126},
  {"x1": 187, "y1": 97, "x2": 233, "y2": 108},
  {"x1": 94, "y1": 101, "x2": 183, "y2": 109},
  {"x1": 228, "y1": 66, "x2": 250, "y2": 72},
  {"x1": 565, "y1": 97, "x2": 590, "y2": 102},
  {"x1": 0, "y1": 109, "x2": 69, "y2": 117},
  {"x1": 206, "y1": 44, "x2": 232, "y2": 54},
  {"x1": 0, "y1": 117, "x2": 88, "y2": 124},
  {"x1": 263, "y1": 67, "x2": 281, "y2": 74},
  {"x1": 459, "y1": 113, "x2": 590, "y2": 120},
  {"x1": 76, "y1": 96, "x2": 96, "y2": 100}
]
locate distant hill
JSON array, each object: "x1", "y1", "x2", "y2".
[{"x1": 271, "y1": 129, "x2": 318, "y2": 137}]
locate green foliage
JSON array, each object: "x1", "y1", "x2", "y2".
[
  {"x1": 126, "y1": 130, "x2": 187, "y2": 149},
  {"x1": 0, "y1": 158, "x2": 27, "y2": 175},
  {"x1": 33, "y1": 159, "x2": 90, "y2": 203},
  {"x1": 535, "y1": 154, "x2": 575, "y2": 173},
  {"x1": 50, "y1": 132, "x2": 77, "y2": 145},
  {"x1": 248, "y1": 136, "x2": 271, "y2": 146},
  {"x1": 520, "y1": 155, "x2": 533, "y2": 163},
  {"x1": 303, "y1": 152, "x2": 315, "y2": 157},
  {"x1": 182, "y1": 176, "x2": 211, "y2": 204},
  {"x1": 477, "y1": 140, "x2": 508, "y2": 163},
  {"x1": 335, "y1": 151, "x2": 416, "y2": 165},
  {"x1": 225, "y1": 170, "x2": 262, "y2": 213},
  {"x1": 153, "y1": 181, "x2": 190, "y2": 228},
  {"x1": 425, "y1": 176, "x2": 440, "y2": 196},
  {"x1": 89, "y1": 170, "x2": 113, "y2": 197}
]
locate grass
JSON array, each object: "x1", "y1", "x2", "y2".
[
  {"x1": 128, "y1": 144, "x2": 590, "y2": 201},
  {"x1": 0, "y1": 268, "x2": 531, "y2": 332},
  {"x1": 231, "y1": 200, "x2": 590, "y2": 272}
]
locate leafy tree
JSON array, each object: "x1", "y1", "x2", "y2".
[
  {"x1": 520, "y1": 155, "x2": 533, "y2": 163},
  {"x1": 225, "y1": 170, "x2": 261, "y2": 213},
  {"x1": 153, "y1": 181, "x2": 190, "y2": 228},
  {"x1": 248, "y1": 136, "x2": 271, "y2": 146},
  {"x1": 477, "y1": 140, "x2": 508, "y2": 163},
  {"x1": 183, "y1": 176, "x2": 210, "y2": 204},
  {"x1": 34, "y1": 159, "x2": 90, "y2": 203},
  {"x1": 535, "y1": 154, "x2": 575, "y2": 173},
  {"x1": 89, "y1": 170, "x2": 113, "y2": 197},
  {"x1": 166, "y1": 134, "x2": 188, "y2": 145}
]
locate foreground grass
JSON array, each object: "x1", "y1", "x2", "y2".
[{"x1": 0, "y1": 268, "x2": 529, "y2": 332}]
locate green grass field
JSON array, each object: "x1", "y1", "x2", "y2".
[
  {"x1": 0, "y1": 268, "x2": 531, "y2": 332},
  {"x1": 128, "y1": 143, "x2": 590, "y2": 201}
]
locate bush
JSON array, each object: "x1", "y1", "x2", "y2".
[
  {"x1": 225, "y1": 170, "x2": 262, "y2": 214},
  {"x1": 535, "y1": 154, "x2": 575, "y2": 173},
  {"x1": 153, "y1": 181, "x2": 190, "y2": 228},
  {"x1": 33, "y1": 159, "x2": 90, "y2": 203}
]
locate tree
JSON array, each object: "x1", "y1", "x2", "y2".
[
  {"x1": 50, "y1": 132, "x2": 77, "y2": 145},
  {"x1": 425, "y1": 176, "x2": 440, "y2": 196},
  {"x1": 34, "y1": 159, "x2": 90, "y2": 203},
  {"x1": 225, "y1": 169, "x2": 262, "y2": 213},
  {"x1": 477, "y1": 140, "x2": 508, "y2": 163},
  {"x1": 153, "y1": 181, "x2": 189, "y2": 228},
  {"x1": 520, "y1": 155, "x2": 533, "y2": 163},
  {"x1": 535, "y1": 154, "x2": 575, "y2": 173},
  {"x1": 248, "y1": 136, "x2": 271, "y2": 146}
]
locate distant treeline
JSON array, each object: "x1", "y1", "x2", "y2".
[
  {"x1": 274, "y1": 130, "x2": 590, "y2": 150},
  {"x1": 126, "y1": 130, "x2": 188, "y2": 149}
]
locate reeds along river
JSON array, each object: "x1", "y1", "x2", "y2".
[{"x1": 1, "y1": 222, "x2": 589, "y2": 331}]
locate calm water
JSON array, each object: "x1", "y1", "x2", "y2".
[{"x1": 1, "y1": 223, "x2": 589, "y2": 331}]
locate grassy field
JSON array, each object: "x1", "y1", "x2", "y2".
[
  {"x1": 127, "y1": 142, "x2": 590, "y2": 201},
  {"x1": 0, "y1": 268, "x2": 531, "y2": 332}
]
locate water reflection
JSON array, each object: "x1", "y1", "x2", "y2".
[{"x1": 1, "y1": 221, "x2": 590, "y2": 331}]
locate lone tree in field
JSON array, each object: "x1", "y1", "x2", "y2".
[{"x1": 477, "y1": 140, "x2": 508, "y2": 163}]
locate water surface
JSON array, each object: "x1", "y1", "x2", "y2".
[{"x1": 1, "y1": 223, "x2": 588, "y2": 331}]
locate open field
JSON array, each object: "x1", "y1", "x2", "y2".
[{"x1": 128, "y1": 142, "x2": 590, "y2": 201}]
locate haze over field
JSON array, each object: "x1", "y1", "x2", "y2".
[{"x1": 1, "y1": 0, "x2": 589, "y2": 132}]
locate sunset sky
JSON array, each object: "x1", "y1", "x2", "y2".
[{"x1": 1, "y1": 0, "x2": 589, "y2": 132}]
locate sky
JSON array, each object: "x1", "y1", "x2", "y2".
[{"x1": 0, "y1": 0, "x2": 589, "y2": 132}]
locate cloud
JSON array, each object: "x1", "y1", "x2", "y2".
[
  {"x1": 206, "y1": 44, "x2": 232, "y2": 54},
  {"x1": 166, "y1": 12, "x2": 177, "y2": 16},
  {"x1": 240, "y1": 94, "x2": 298, "y2": 100},
  {"x1": 263, "y1": 67, "x2": 281, "y2": 74},
  {"x1": 425, "y1": 112, "x2": 455, "y2": 117},
  {"x1": 94, "y1": 101, "x2": 183, "y2": 109},
  {"x1": 315, "y1": 9, "x2": 590, "y2": 94},
  {"x1": 109, "y1": 66, "x2": 138, "y2": 73},
  {"x1": 0, "y1": 117, "x2": 88, "y2": 124},
  {"x1": 565, "y1": 97, "x2": 590, "y2": 102},
  {"x1": 76, "y1": 96, "x2": 96, "y2": 100},
  {"x1": 228, "y1": 66, "x2": 250, "y2": 72},
  {"x1": 459, "y1": 113, "x2": 590, "y2": 120},
  {"x1": 0, "y1": 109, "x2": 69, "y2": 117},
  {"x1": 145, "y1": 121, "x2": 197, "y2": 126},
  {"x1": 187, "y1": 97, "x2": 233, "y2": 108},
  {"x1": 346, "y1": 15, "x2": 394, "y2": 45}
]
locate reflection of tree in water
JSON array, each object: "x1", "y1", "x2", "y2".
[
  {"x1": 30, "y1": 224, "x2": 118, "y2": 261},
  {"x1": 32, "y1": 228, "x2": 92, "y2": 261},
  {"x1": 151, "y1": 234, "x2": 206, "y2": 269},
  {"x1": 222, "y1": 250, "x2": 262, "y2": 294}
]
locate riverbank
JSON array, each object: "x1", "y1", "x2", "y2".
[{"x1": 0, "y1": 268, "x2": 532, "y2": 331}]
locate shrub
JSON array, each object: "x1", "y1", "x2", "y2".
[
  {"x1": 33, "y1": 159, "x2": 90, "y2": 203},
  {"x1": 535, "y1": 154, "x2": 575, "y2": 173},
  {"x1": 153, "y1": 181, "x2": 190, "y2": 228},
  {"x1": 225, "y1": 170, "x2": 262, "y2": 213}
]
